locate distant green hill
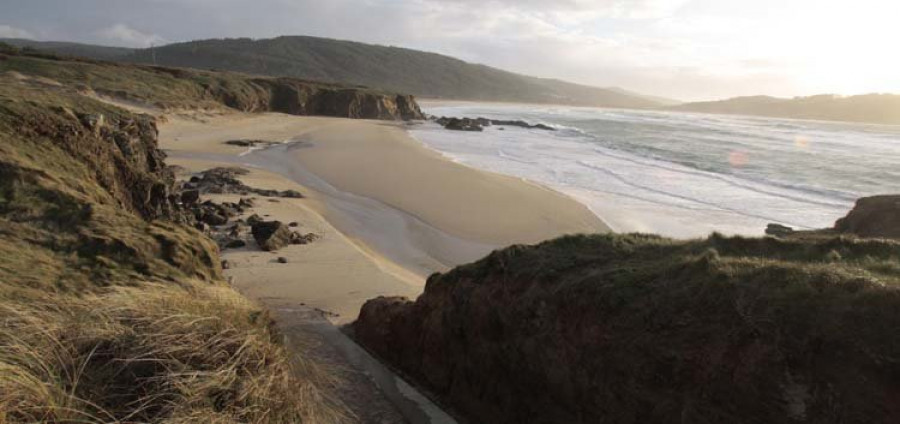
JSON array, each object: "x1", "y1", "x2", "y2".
[
  {"x1": 672, "y1": 94, "x2": 900, "y2": 125},
  {"x1": 1, "y1": 38, "x2": 134, "y2": 61},
  {"x1": 3, "y1": 36, "x2": 667, "y2": 109}
]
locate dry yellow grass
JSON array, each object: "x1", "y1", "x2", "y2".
[{"x1": 0, "y1": 280, "x2": 353, "y2": 423}]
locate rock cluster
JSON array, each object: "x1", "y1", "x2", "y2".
[
  {"x1": 437, "y1": 117, "x2": 484, "y2": 132},
  {"x1": 186, "y1": 197, "x2": 319, "y2": 252},
  {"x1": 224, "y1": 139, "x2": 278, "y2": 148},
  {"x1": 182, "y1": 167, "x2": 304, "y2": 198},
  {"x1": 433, "y1": 116, "x2": 555, "y2": 132}
]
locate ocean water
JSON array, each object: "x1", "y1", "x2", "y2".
[{"x1": 410, "y1": 103, "x2": 900, "y2": 238}]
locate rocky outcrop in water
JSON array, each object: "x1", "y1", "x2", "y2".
[
  {"x1": 434, "y1": 116, "x2": 555, "y2": 131},
  {"x1": 355, "y1": 232, "x2": 900, "y2": 424},
  {"x1": 835, "y1": 195, "x2": 900, "y2": 238}
]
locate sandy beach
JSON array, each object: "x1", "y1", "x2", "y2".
[{"x1": 160, "y1": 111, "x2": 608, "y2": 321}]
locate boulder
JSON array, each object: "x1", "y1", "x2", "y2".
[
  {"x1": 228, "y1": 222, "x2": 248, "y2": 238},
  {"x1": 200, "y1": 211, "x2": 228, "y2": 226},
  {"x1": 238, "y1": 197, "x2": 255, "y2": 208},
  {"x1": 223, "y1": 239, "x2": 246, "y2": 249},
  {"x1": 290, "y1": 232, "x2": 319, "y2": 245},
  {"x1": 251, "y1": 220, "x2": 292, "y2": 251},
  {"x1": 280, "y1": 189, "x2": 304, "y2": 198},
  {"x1": 181, "y1": 189, "x2": 200, "y2": 205},
  {"x1": 246, "y1": 214, "x2": 264, "y2": 226}
]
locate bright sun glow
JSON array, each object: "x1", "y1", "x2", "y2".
[{"x1": 747, "y1": 0, "x2": 900, "y2": 95}]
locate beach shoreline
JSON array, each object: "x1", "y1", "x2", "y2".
[{"x1": 159, "y1": 111, "x2": 609, "y2": 321}]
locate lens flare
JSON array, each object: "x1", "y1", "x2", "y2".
[
  {"x1": 728, "y1": 150, "x2": 748, "y2": 168},
  {"x1": 795, "y1": 135, "x2": 810, "y2": 149}
]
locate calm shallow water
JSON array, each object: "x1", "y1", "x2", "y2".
[{"x1": 411, "y1": 103, "x2": 900, "y2": 238}]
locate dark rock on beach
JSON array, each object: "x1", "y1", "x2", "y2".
[
  {"x1": 290, "y1": 232, "x2": 319, "y2": 245},
  {"x1": 224, "y1": 139, "x2": 277, "y2": 148},
  {"x1": 184, "y1": 167, "x2": 304, "y2": 199},
  {"x1": 251, "y1": 220, "x2": 293, "y2": 251},
  {"x1": 181, "y1": 189, "x2": 200, "y2": 205},
  {"x1": 223, "y1": 239, "x2": 246, "y2": 249},
  {"x1": 246, "y1": 214, "x2": 264, "y2": 226}
]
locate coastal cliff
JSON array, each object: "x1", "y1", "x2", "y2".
[
  {"x1": 0, "y1": 56, "x2": 343, "y2": 421},
  {"x1": 835, "y1": 195, "x2": 900, "y2": 238},
  {"x1": 222, "y1": 77, "x2": 424, "y2": 120},
  {"x1": 0, "y1": 44, "x2": 424, "y2": 121},
  {"x1": 356, "y1": 230, "x2": 900, "y2": 423}
]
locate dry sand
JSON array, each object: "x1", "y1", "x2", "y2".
[
  {"x1": 166, "y1": 159, "x2": 420, "y2": 323},
  {"x1": 160, "y1": 112, "x2": 608, "y2": 321}
]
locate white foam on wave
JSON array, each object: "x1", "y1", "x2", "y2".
[{"x1": 411, "y1": 105, "x2": 900, "y2": 238}]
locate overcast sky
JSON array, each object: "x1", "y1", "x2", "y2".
[{"x1": 1, "y1": 0, "x2": 897, "y2": 101}]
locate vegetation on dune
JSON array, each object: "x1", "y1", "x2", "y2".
[
  {"x1": 0, "y1": 281, "x2": 347, "y2": 423},
  {"x1": 0, "y1": 56, "x2": 349, "y2": 422},
  {"x1": 357, "y1": 232, "x2": 900, "y2": 424}
]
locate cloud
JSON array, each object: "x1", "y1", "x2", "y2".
[
  {"x1": 97, "y1": 23, "x2": 164, "y2": 47},
  {"x1": 3, "y1": 0, "x2": 897, "y2": 99},
  {"x1": 0, "y1": 24, "x2": 34, "y2": 39},
  {"x1": 435, "y1": 0, "x2": 688, "y2": 19}
]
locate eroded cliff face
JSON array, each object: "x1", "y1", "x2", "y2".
[
  {"x1": 356, "y1": 233, "x2": 900, "y2": 424},
  {"x1": 1, "y1": 50, "x2": 425, "y2": 122},
  {"x1": 835, "y1": 195, "x2": 900, "y2": 238},
  {"x1": 0, "y1": 76, "x2": 220, "y2": 287},
  {"x1": 204, "y1": 77, "x2": 424, "y2": 120}
]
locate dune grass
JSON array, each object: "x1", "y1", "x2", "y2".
[
  {"x1": 0, "y1": 58, "x2": 353, "y2": 423},
  {"x1": 0, "y1": 280, "x2": 351, "y2": 423}
]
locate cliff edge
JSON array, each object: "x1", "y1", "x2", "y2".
[
  {"x1": 835, "y1": 195, "x2": 900, "y2": 238},
  {"x1": 356, "y1": 232, "x2": 900, "y2": 423},
  {"x1": 0, "y1": 53, "x2": 345, "y2": 421}
]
